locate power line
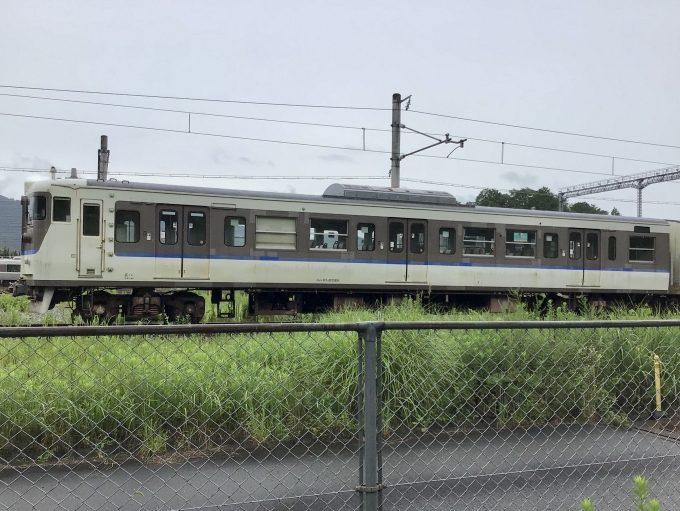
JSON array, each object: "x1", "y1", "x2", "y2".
[
  {"x1": 409, "y1": 109, "x2": 680, "y2": 150},
  {"x1": 0, "y1": 111, "x2": 634, "y2": 178},
  {"x1": 2, "y1": 84, "x2": 677, "y2": 150},
  {"x1": 2, "y1": 91, "x2": 678, "y2": 168},
  {"x1": 0, "y1": 92, "x2": 386, "y2": 132},
  {"x1": 0, "y1": 85, "x2": 388, "y2": 111}
]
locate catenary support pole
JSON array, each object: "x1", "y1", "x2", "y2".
[
  {"x1": 390, "y1": 93, "x2": 402, "y2": 188},
  {"x1": 98, "y1": 135, "x2": 109, "y2": 181},
  {"x1": 637, "y1": 185, "x2": 643, "y2": 217}
]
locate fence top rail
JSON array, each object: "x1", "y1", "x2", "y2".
[{"x1": 1, "y1": 319, "x2": 680, "y2": 338}]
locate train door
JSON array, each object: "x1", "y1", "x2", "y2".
[
  {"x1": 182, "y1": 206, "x2": 210, "y2": 279},
  {"x1": 583, "y1": 230, "x2": 601, "y2": 286},
  {"x1": 386, "y1": 219, "x2": 406, "y2": 282},
  {"x1": 155, "y1": 205, "x2": 210, "y2": 280},
  {"x1": 407, "y1": 220, "x2": 428, "y2": 283},
  {"x1": 78, "y1": 200, "x2": 103, "y2": 277},
  {"x1": 385, "y1": 218, "x2": 429, "y2": 283},
  {"x1": 567, "y1": 229, "x2": 601, "y2": 286},
  {"x1": 155, "y1": 206, "x2": 182, "y2": 279}
]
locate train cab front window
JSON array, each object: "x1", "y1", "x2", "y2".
[
  {"x1": 32, "y1": 195, "x2": 46, "y2": 221},
  {"x1": 159, "y1": 210, "x2": 178, "y2": 245},
  {"x1": 53, "y1": 197, "x2": 71, "y2": 222}
]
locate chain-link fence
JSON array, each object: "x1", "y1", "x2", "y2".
[{"x1": 2, "y1": 320, "x2": 680, "y2": 510}]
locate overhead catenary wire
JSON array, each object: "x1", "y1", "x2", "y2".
[
  {"x1": 0, "y1": 85, "x2": 389, "y2": 111},
  {"x1": 1, "y1": 83, "x2": 678, "y2": 149},
  {"x1": 0, "y1": 111, "x2": 646, "y2": 179},
  {"x1": 1, "y1": 91, "x2": 678, "y2": 168},
  {"x1": 408, "y1": 109, "x2": 680, "y2": 150}
]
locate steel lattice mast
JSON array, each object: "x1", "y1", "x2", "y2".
[{"x1": 558, "y1": 165, "x2": 680, "y2": 217}]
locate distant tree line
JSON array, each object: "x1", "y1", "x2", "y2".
[
  {"x1": 474, "y1": 187, "x2": 621, "y2": 215},
  {"x1": 0, "y1": 247, "x2": 18, "y2": 257}
]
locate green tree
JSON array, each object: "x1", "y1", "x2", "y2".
[
  {"x1": 611, "y1": 207, "x2": 621, "y2": 216},
  {"x1": 475, "y1": 188, "x2": 608, "y2": 214},
  {"x1": 475, "y1": 188, "x2": 511, "y2": 208},
  {"x1": 475, "y1": 187, "x2": 561, "y2": 211},
  {"x1": 0, "y1": 247, "x2": 18, "y2": 257},
  {"x1": 568, "y1": 202, "x2": 608, "y2": 215}
]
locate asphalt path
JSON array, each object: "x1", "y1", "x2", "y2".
[{"x1": 2, "y1": 424, "x2": 680, "y2": 510}]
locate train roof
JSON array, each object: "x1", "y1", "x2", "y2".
[{"x1": 26, "y1": 178, "x2": 668, "y2": 225}]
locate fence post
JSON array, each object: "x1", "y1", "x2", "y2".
[{"x1": 357, "y1": 322, "x2": 384, "y2": 511}]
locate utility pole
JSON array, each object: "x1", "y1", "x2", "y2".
[
  {"x1": 97, "y1": 135, "x2": 110, "y2": 181},
  {"x1": 389, "y1": 93, "x2": 466, "y2": 188},
  {"x1": 390, "y1": 93, "x2": 402, "y2": 188}
]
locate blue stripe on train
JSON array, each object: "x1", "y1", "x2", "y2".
[{"x1": 113, "y1": 252, "x2": 669, "y2": 274}]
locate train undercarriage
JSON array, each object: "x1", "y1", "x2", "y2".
[{"x1": 17, "y1": 283, "x2": 677, "y2": 324}]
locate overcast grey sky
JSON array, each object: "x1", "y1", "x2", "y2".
[{"x1": 1, "y1": 1, "x2": 679, "y2": 218}]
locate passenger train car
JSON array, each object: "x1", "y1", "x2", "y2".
[
  {"x1": 0, "y1": 256, "x2": 21, "y2": 291},
  {"x1": 13, "y1": 177, "x2": 680, "y2": 322}
]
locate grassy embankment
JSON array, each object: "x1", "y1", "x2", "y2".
[{"x1": 1, "y1": 293, "x2": 679, "y2": 464}]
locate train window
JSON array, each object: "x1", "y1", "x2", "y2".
[
  {"x1": 187, "y1": 212, "x2": 206, "y2": 246},
  {"x1": 544, "y1": 233, "x2": 558, "y2": 258},
  {"x1": 608, "y1": 236, "x2": 617, "y2": 261},
  {"x1": 159, "y1": 210, "x2": 178, "y2": 245},
  {"x1": 357, "y1": 223, "x2": 375, "y2": 251},
  {"x1": 506, "y1": 230, "x2": 536, "y2": 257},
  {"x1": 310, "y1": 218, "x2": 348, "y2": 250},
  {"x1": 32, "y1": 196, "x2": 46, "y2": 221},
  {"x1": 463, "y1": 227, "x2": 495, "y2": 256},
  {"x1": 629, "y1": 236, "x2": 655, "y2": 262},
  {"x1": 225, "y1": 217, "x2": 246, "y2": 247},
  {"x1": 410, "y1": 223, "x2": 425, "y2": 253},
  {"x1": 439, "y1": 228, "x2": 456, "y2": 254},
  {"x1": 389, "y1": 222, "x2": 404, "y2": 253},
  {"x1": 586, "y1": 233, "x2": 599, "y2": 260},
  {"x1": 569, "y1": 232, "x2": 581, "y2": 260},
  {"x1": 7, "y1": 264, "x2": 19, "y2": 272},
  {"x1": 82, "y1": 204, "x2": 100, "y2": 237},
  {"x1": 53, "y1": 197, "x2": 71, "y2": 222},
  {"x1": 115, "y1": 210, "x2": 140, "y2": 243},
  {"x1": 256, "y1": 216, "x2": 297, "y2": 250}
]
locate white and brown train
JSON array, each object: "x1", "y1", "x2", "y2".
[
  {"x1": 12, "y1": 177, "x2": 680, "y2": 322},
  {"x1": 0, "y1": 256, "x2": 20, "y2": 292}
]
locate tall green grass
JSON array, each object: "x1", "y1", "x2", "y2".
[{"x1": 1, "y1": 296, "x2": 680, "y2": 464}]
